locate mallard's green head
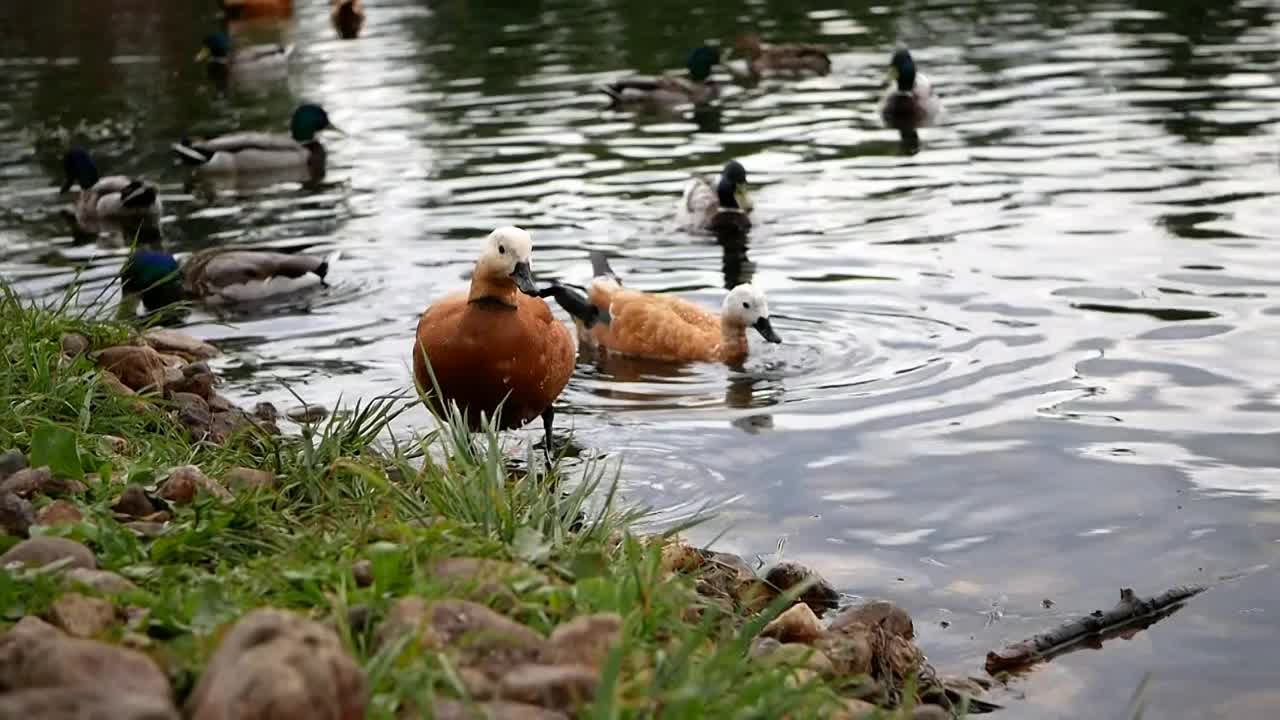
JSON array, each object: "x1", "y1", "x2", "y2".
[
  {"x1": 716, "y1": 160, "x2": 751, "y2": 210},
  {"x1": 60, "y1": 148, "x2": 100, "y2": 193},
  {"x1": 122, "y1": 250, "x2": 184, "y2": 311},
  {"x1": 687, "y1": 46, "x2": 721, "y2": 83},
  {"x1": 198, "y1": 32, "x2": 231, "y2": 62},
  {"x1": 889, "y1": 48, "x2": 916, "y2": 91},
  {"x1": 291, "y1": 104, "x2": 337, "y2": 142}
]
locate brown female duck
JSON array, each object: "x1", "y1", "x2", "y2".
[
  {"x1": 734, "y1": 33, "x2": 831, "y2": 77},
  {"x1": 413, "y1": 227, "x2": 575, "y2": 451}
]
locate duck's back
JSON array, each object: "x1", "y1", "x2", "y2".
[
  {"x1": 595, "y1": 289, "x2": 720, "y2": 362},
  {"x1": 414, "y1": 293, "x2": 574, "y2": 429}
]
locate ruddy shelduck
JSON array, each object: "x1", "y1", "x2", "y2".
[
  {"x1": 413, "y1": 227, "x2": 575, "y2": 451},
  {"x1": 543, "y1": 252, "x2": 781, "y2": 364}
]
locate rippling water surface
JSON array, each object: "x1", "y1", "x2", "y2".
[{"x1": 3, "y1": 0, "x2": 1280, "y2": 716}]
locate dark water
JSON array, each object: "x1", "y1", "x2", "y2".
[{"x1": 3, "y1": 0, "x2": 1280, "y2": 716}]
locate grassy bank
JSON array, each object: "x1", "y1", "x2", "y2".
[{"x1": 0, "y1": 286, "x2": 944, "y2": 719}]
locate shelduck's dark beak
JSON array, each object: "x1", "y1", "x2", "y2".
[
  {"x1": 752, "y1": 316, "x2": 782, "y2": 343},
  {"x1": 510, "y1": 261, "x2": 538, "y2": 296}
]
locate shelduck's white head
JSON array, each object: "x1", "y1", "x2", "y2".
[
  {"x1": 477, "y1": 226, "x2": 537, "y2": 296},
  {"x1": 721, "y1": 284, "x2": 781, "y2": 342}
]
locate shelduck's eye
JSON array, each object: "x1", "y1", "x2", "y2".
[{"x1": 498, "y1": 244, "x2": 506, "y2": 254}]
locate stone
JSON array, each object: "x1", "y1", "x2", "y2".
[
  {"x1": 94, "y1": 346, "x2": 166, "y2": 392},
  {"x1": 498, "y1": 664, "x2": 598, "y2": 711},
  {"x1": 694, "y1": 550, "x2": 775, "y2": 614},
  {"x1": 425, "y1": 699, "x2": 568, "y2": 720},
  {"x1": 760, "y1": 603, "x2": 825, "y2": 645},
  {"x1": 50, "y1": 593, "x2": 117, "y2": 638},
  {"x1": 912, "y1": 705, "x2": 951, "y2": 720},
  {"x1": 98, "y1": 370, "x2": 137, "y2": 397},
  {"x1": 547, "y1": 613, "x2": 622, "y2": 669},
  {"x1": 0, "y1": 492, "x2": 34, "y2": 537},
  {"x1": 142, "y1": 328, "x2": 218, "y2": 360},
  {"x1": 378, "y1": 598, "x2": 547, "y2": 676},
  {"x1": 99, "y1": 435, "x2": 128, "y2": 454},
  {"x1": 162, "y1": 368, "x2": 184, "y2": 389},
  {"x1": 185, "y1": 608, "x2": 366, "y2": 720},
  {"x1": 60, "y1": 333, "x2": 91, "y2": 357},
  {"x1": 346, "y1": 605, "x2": 372, "y2": 633},
  {"x1": 0, "y1": 448, "x2": 27, "y2": 480},
  {"x1": 207, "y1": 393, "x2": 234, "y2": 412},
  {"x1": 458, "y1": 666, "x2": 497, "y2": 699},
  {"x1": 431, "y1": 558, "x2": 551, "y2": 606},
  {"x1": 37, "y1": 499, "x2": 83, "y2": 526},
  {"x1": 123, "y1": 522, "x2": 167, "y2": 539},
  {"x1": 750, "y1": 639, "x2": 835, "y2": 677},
  {"x1": 0, "y1": 466, "x2": 51, "y2": 497},
  {"x1": 833, "y1": 698, "x2": 880, "y2": 719},
  {"x1": 352, "y1": 559, "x2": 374, "y2": 587},
  {"x1": 160, "y1": 465, "x2": 232, "y2": 504},
  {"x1": 209, "y1": 411, "x2": 251, "y2": 444},
  {"x1": 0, "y1": 536, "x2": 96, "y2": 570},
  {"x1": 830, "y1": 600, "x2": 914, "y2": 641},
  {"x1": 178, "y1": 403, "x2": 213, "y2": 440},
  {"x1": 253, "y1": 401, "x2": 280, "y2": 421},
  {"x1": 817, "y1": 629, "x2": 874, "y2": 677},
  {"x1": 0, "y1": 687, "x2": 179, "y2": 720},
  {"x1": 287, "y1": 404, "x2": 329, "y2": 424},
  {"x1": 167, "y1": 371, "x2": 215, "y2": 400},
  {"x1": 0, "y1": 617, "x2": 170, "y2": 698},
  {"x1": 64, "y1": 568, "x2": 137, "y2": 595},
  {"x1": 111, "y1": 485, "x2": 155, "y2": 518},
  {"x1": 172, "y1": 392, "x2": 209, "y2": 416},
  {"x1": 223, "y1": 467, "x2": 276, "y2": 492},
  {"x1": 764, "y1": 561, "x2": 840, "y2": 615}
]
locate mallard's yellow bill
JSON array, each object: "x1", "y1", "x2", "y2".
[{"x1": 735, "y1": 185, "x2": 753, "y2": 212}]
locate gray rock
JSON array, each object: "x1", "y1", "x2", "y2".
[
  {"x1": 829, "y1": 600, "x2": 915, "y2": 641},
  {"x1": 286, "y1": 404, "x2": 329, "y2": 424},
  {"x1": 0, "y1": 492, "x2": 34, "y2": 537},
  {"x1": 171, "y1": 392, "x2": 208, "y2": 415},
  {"x1": 50, "y1": 593, "x2": 118, "y2": 638},
  {"x1": 547, "y1": 613, "x2": 622, "y2": 669},
  {"x1": 63, "y1": 568, "x2": 137, "y2": 595},
  {"x1": 912, "y1": 705, "x2": 951, "y2": 720},
  {"x1": 0, "y1": 449, "x2": 27, "y2": 481},
  {"x1": 60, "y1": 333, "x2": 91, "y2": 358},
  {"x1": 253, "y1": 401, "x2": 279, "y2": 421},
  {"x1": 426, "y1": 699, "x2": 568, "y2": 720},
  {"x1": 498, "y1": 664, "x2": 598, "y2": 711},
  {"x1": 0, "y1": 466, "x2": 51, "y2": 498},
  {"x1": 36, "y1": 499, "x2": 83, "y2": 526},
  {"x1": 0, "y1": 536, "x2": 96, "y2": 570},
  {"x1": 0, "y1": 617, "x2": 170, "y2": 698},
  {"x1": 0, "y1": 687, "x2": 178, "y2": 720},
  {"x1": 764, "y1": 561, "x2": 840, "y2": 615}
]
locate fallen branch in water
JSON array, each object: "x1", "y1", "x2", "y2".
[{"x1": 985, "y1": 585, "x2": 1207, "y2": 675}]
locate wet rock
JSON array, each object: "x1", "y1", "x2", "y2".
[
  {"x1": 750, "y1": 638, "x2": 835, "y2": 677},
  {"x1": 0, "y1": 687, "x2": 179, "y2": 720},
  {"x1": 765, "y1": 561, "x2": 840, "y2": 615},
  {"x1": 0, "y1": 616, "x2": 170, "y2": 698},
  {"x1": 816, "y1": 629, "x2": 874, "y2": 677},
  {"x1": 172, "y1": 392, "x2": 208, "y2": 415},
  {"x1": 498, "y1": 664, "x2": 598, "y2": 711},
  {"x1": 185, "y1": 608, "x2": 366, "y2": 720},
  {"x1": 143, "y1": 328, "x2": 218, "y2": 361},
  {"x1": 37, "y1": 499, "x2": 83, "y2": 526},
  {"x1": 253, "y1": 401, "x2": 280, "y2": 421},
  {"x1": 760, "y1": 603, "x2": 825, "y2": 645},
  {"x1": 287, "y1": 403, "x2": 329, "y2": 424},
  {"x1": 162, "y1": 368, "x2": 184, "y2": 389},
  {"x1": 0, "y1": 466, "x2": 50, "y2": 497},
  {"x1": 111, "y1": 485, "x2": 155, "y2": 518},
  {"x1": 686, "y1": 549, "x2": 774, "y2": 613},
  {"x1": 50, "y1": 593, "x2": 117, "y2": 638},
  {"x1": 167, "y1": 371, "x2": 215, "y2": 400},
  {"x1": 207, "y1": 393, "x2": 234, "y2": 413},
  {"x1": 64, "y1": 568, "x2": 137, "y2": 595},
  {"x1": 425, "y1": 699, "x2": 568, "y2": 720},
  {"x1": 0, "y1": 492, "x2": 34, "y2": 537},
  {"x1": 123, "y1": 521, "x2": 167, "y2": 539},
  {"x1": 159, "y1": 465, "x2": 232, "y2": 505},
  {"x1": 0, "y1": 449, "x2": 27, "y2": 480},
  {"x1": 547, "y1": 613, "x2": 622, "y2": 669},
  {"x1": 178, "y1": 403, "x2": 214, "y2": 440},
  {"x1": 0, "y1": 536, "x2": 96, "y2": 570},
  {"x1": 911, "y1": 705, "x2": 951, "y2": 720},
  {"x1": 94, "y1": 346, "x2": 166, "y2": 392},
  {"x1": 223, "y1": 467, "x2": 276, "y2": 492},
  {"x1": 378, "y1": 598, "x2": 547, "y2": 675},
  {"x1": 830, "y1": 600, "x2": 914, "y2": 640},
  {"x1": 98, "y1": 370, "x2": 137, "y2": 397},
  {"x1": 99, "y1": 435, "x2": 128, "y2": 454},
  {"x1": 209, "y1": 411, "x2": 251, "y2": 444},
  {"x1": 352, "y1": 559, "x2": 374, "y2": 588},
  {"x1": 60, "y1": 332, "x2": 91, "y2": 357}
]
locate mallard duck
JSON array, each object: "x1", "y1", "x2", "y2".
[
  {"x1": 59, "y1": 149, "x2": 162, "y2": 233},
  {"x1": 412, "y1": 227, "x2": 574, "y2": 454},
  {"x1": 679, "y1": 160, "x2": 752, "y2": 233},
  {"x1": 601, "y1": 46, "x2": 721, "y2": 108},
  {"x1": 880, "y1": 48, "x2": 942, "y2": 131},
  {"x1": 198, "y1": 31, "x2": 292, "y2": 75},
  {"x1": 121, "y1": 247, "x2": 333, "y2": 313},
  {"x1": 331, "y1": 0, "x2": 365, "y2": 39},
  {"x1": 543, "y1": 252, "x2": 780, "y2": 364},
  {"x1": 171, "y1": 104, "x2": 339, "y2": 176},
  {"x1": 733, "y1": 34, "x2": 830, "y2": 76}
]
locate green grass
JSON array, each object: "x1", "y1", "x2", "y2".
[{"x1": 0, "y1": 284, "x2": 900, "y2": 719}]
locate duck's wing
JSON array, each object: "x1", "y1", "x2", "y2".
[
  {"x1": 196, "y1": 132, "x2": 301, "y2": 154},
  {"x1": 600, "y1": 75, "x2": 697, "y2": 105},
  {"x1": 680, "y1": 175, "x2": 717, "y2": 220},
  {"x1": 605, "y1": 290, "x2": 719, "y2": 361},
  {"x1": 913, "y1": 73, "x2": 943, "y2": 125},
  {"x1": 762, "y1": 44, "x2": 831, "y2": 74},
  {"x1": 187, "y1": 250, "x2": 329, "y2": 293}
]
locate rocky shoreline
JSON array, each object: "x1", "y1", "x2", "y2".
[{"x1": 0, "y1": 309, "x2": 992, "y2": 718}]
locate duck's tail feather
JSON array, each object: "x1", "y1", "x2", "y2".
[
  {"x1": 171, "y1": 140, "x2": 210, "y2": 166},
  {"x1": 315, "y1": 250, "x2": 341, "y2": 282},
  {"x1": 540, "y1": 282, "x2": 604, "y2": 328},
  {"x1": 589, "y1": 250, "x2": 619, "y2": 283}
]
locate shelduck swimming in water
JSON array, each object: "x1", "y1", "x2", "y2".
[
  {"x1": 542, "y1": 252, "x2": 781, "y2": 365},
  {"x1": 412, "y1": 227, "x2": 575, "y2": 454}
]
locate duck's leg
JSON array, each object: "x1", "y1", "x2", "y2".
[{"x1": 541, "y1": 406, "x2": 556, "y2": 464}]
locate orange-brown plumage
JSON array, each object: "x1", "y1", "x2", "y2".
[{"x1": 412, "y1": 228, "x2": 574, "y2": 437}]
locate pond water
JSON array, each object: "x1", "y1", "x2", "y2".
[{"x1": 2, "y1": 0, "x2": 1279, "y2": 716}]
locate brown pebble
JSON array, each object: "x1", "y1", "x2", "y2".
[
  {"x1": 0, "y1": 536, "x2": 96, "y2": 570},
  {"x1": 64, "y1": 568, "x2": 137, "y2": 595},
  {"x1": 0, "y1": 492, "x2": 34, "y2": 537},
  {"x1": 94, "y1": 346, "x2": 166, "y2": 392},
  {"x1": 111, "y1": 485, "x2": 155, "y2": 518},
  {"x1": 36, "y1": 500, "x2": 83, "y2": 527},
  {"x1": 0, "y1": 615, "x2": 170, "y2": 699},
  {"x1": 547, "y1": 613, "x2": 623, "y2": 669},
  {"x1": 760, "y1": 603, "x2": 825, "y2": 645},
  {"x1": 253, "y1": 401, "x2": 279, "y2": 421},
  {"x1": 223, "y1": 467, "x2": 276, "y2": 491},
  {"x1": 60, "y1": 332, "x2": 90, "y2": 357},
  {"x1": 0, "y1": 449, "x2": 27, "y2": 480},
  {"x1": 207, "y1": 393, "x2": 234, "y2": 412},
  {"x1": 764, "y1": 561, "x2": 840, "y2": 615},
  {"x1": 352, "y1": 559, "x2": 374, "y2": 587},
  {"x1": 98, "y1": 370, "x2": 136, "y2": 397},
  {"x1": 498, "y1": 664, "x2": 598, "y2": 711},
  {"x1": 0, "y1": 466, "x2": 51, "y2": 498},
  {"x1": 142, "y1": 328, "x2": 218, "y2": 360},
  {"x1": 49, "y1": 593, "x2": 117, "y2": 638},
  {"x1": 0, "y1": 686, "x2": 179, "y2": 720},
  {"x1": 829, "y1": 600, "x2": 915, "y2": 640}
]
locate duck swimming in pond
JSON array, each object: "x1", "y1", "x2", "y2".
[
  {"x1": 601, "y1": 46, "x2": 722, "y2": 109},
  {"x1": 331, "y1": 0, "x2": 365, "y2": 39},
  {"x1": 59, "y1": 149, "x2": 162, "y2": 236},
  {"x1": 543, "y1": 252, "x2": 780, "y2": 365},
  {"x1": 880, "y1": 48, "x2": 942, "y2": 133},
  {"x1": 121, "y1": 247, "x2": 333, "y2": 314},
  {"x1": 412, "y1": 227, "x2": 575, "y2": 455},
  {"x1": 680, "y1": 159, "x2": 753, "y2": 233},
  {"x1": 197, "y1": 31, "x2": 292, "y2": 91},
  {"x1": 171, "y1": 104, "x2": 339, "y2": 177},
  {"x1": 732, "y1": 33, "x2": 831, "y2": 77}
]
